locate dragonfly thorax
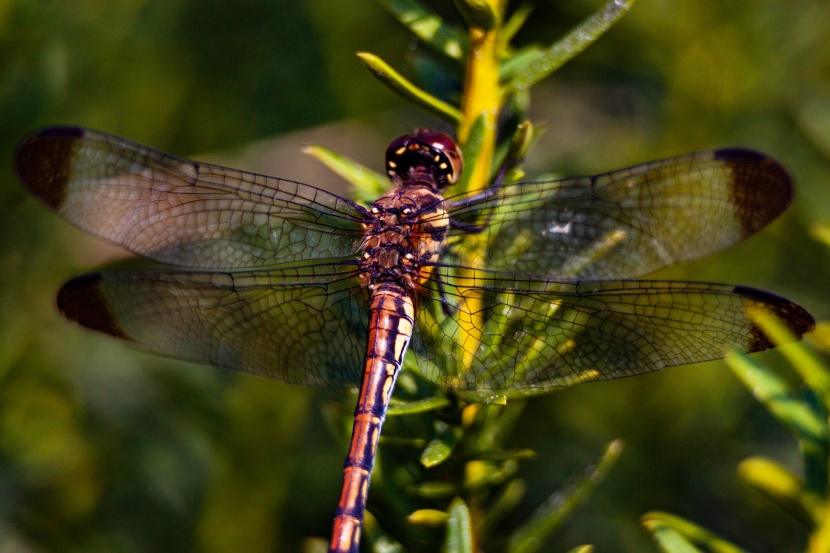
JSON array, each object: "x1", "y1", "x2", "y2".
[{"x1": 359, "y1": 184, "x2": 449, "y2": 292}]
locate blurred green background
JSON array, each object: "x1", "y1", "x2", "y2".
[{"x1": 1, "y1": 0, "x2": 829, "y2": 551}]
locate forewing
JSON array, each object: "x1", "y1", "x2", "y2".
[
  {"x1": 16, "y1": 126, "x2": 367, "y2": 269},
  {"x1": 446, "y1": 149, "x2": 792, "y2": 279},
  {"x1": 58, "y1": 263, "x2": 369, "y2": 387},
  {"x1": 410, "y1": 268, "x2": 814, "y2": 393}
]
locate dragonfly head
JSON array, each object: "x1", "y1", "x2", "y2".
[{"x1": 385, "y1": 130, "x2": 463, "y2": 191}]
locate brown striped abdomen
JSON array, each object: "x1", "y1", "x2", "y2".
[{"x1": 329, "y1": 283, "x2": 415, "y2": 553}]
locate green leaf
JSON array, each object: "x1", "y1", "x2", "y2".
[
  {"x1": 641, "y1": 512, "x2": 747, "y2": 553},
  {"x1": 301, "y1": 144, "x2": 389, "y2": 204},
  {"x1": 643, "y1": 519, "x2": 703, "y2": 553},
  {"x1": 357, "y1": 52, "x2": 462, "y2": 123},
  {"x1": 499, "y1": 119, "x2": 534, "y2": 183},
  {"x1": 465, "y1": 459, "x2": 519, "y2": 489},
  {"x1": 413, "y1": 481, "x2": 457, "y2": 499},
  {"x1": 503, "y1": 0, "x2": 635, "y2": 90},
  {"x1": 800, "y1": 389, "x2": 830, "y2": 494},
  {"x1": 466, "y1": 401, "x2": 527, "y2": 453},
  {"x1": 565, "y1": 546, "x2": 594, "y2": 553},
  {"x1": 377, "y1": 0, "x2": 467, "y2": 60},
  {"x1": 408, "y1": 509, "x2": 450, "y2": 526},
  {"x1": 387, "y1": 395, "x2": 451, "y2": 416},
  {"x1": 727, "y1": 352, "x2": 829, "y2": 446},
  {"x1": 751, "y1": 311, "x2": 830, "y2": 408},
  {"x1": 455, "y1": 113, "x2": 489, "y2": 193},
  {"x1": 480, "y1": 478, "x2": 526, "y2": 533},
  {"x1": 420, "y1": 426, "x2": 462, "y2": 468},
  {"x1": 443, "y1": 497, "x2": 474, "y2": 553},
  {"x1": 500, "y1": 4, "x2": 534, "y2": 49},
  {"x1": 738, "y1": 456, "x2": 824, "y2": 528},
  {"x1": 810, "y1": 221, "x2": 830, "y2": 248},
  {"x1": 506, "y1": 440, "x2": 624, "y2": 553},
  {"x1": 809, "y1": 507, "x2": 830, "y2": 553},
  {"x1": 453, "y1": 0, "x2": 499, "y2": 30}
]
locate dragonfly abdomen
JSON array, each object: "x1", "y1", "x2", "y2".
[{"x1": 330, "y1": 282, "x2": 415, "y2": 553}]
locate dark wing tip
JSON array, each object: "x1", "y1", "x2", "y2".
[
  {"x1": 58, "y1": 273, "x2": 130, "y2": 340},
  {"x1": 713, "y1": 147, "x2": 794, "y2": 236},
  {"x1": 16, "y1": 126, "x2": 87, "y2": 210},
  {"x1": 733, "y1": 285, "x2": 815, "y2": 352}
]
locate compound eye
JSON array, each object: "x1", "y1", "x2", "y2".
[
  {"x1": 385, "y1": 130, "x2": 464, "y2": 188},
  {"x1": 385, "y1": 134, "x2": 414, "y2": 181},
  {"x1": 414, "y1": 130, "x2": 463, "y2": 185}
]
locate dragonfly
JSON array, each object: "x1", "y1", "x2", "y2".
[{"x1": 17, "y1": 126, "x2": 813, "y2": 553}]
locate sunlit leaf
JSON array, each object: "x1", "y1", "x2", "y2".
[
  {"x1": 641, "y1": 512, "x2": 747, "y2": 553},
  {"x1": 503, "y1": 0, "x2": 636, "y2": 90},
  {"x1": 378, "y1": 0, "x2": 467, "y2": 59},
  {"x1": 643, "y1": 519, "x2": 703, "y2": 553},
  {"x1": 408, "y1": 508, "x2": 450, "y2": 526},
  {"x1": 387, "y1": 395, "x2": 452, "y2": 416},
  {"x1": 738, "y1": 456, "x2": 823, "y2": 528},
  {"x1": 357, "y1": 52, "x2": 462, "y2": 123},
  {"x1": 302, "y1": 144, "x2": 389, "y2": 203},
  {"x1": 750, "y1": 310, "x2": 829, "y2": 408},
  {"x1": 727, "y1": 352, "x2": 828, "y2": 445}
]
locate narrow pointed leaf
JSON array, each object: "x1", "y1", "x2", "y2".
[
  {"x1": 302, "y1": 144, "x2": 389, "y2": 203},
  {"x1": 738, "y1": 456, "x2": 824, "y2": 528},
  {"x1": 500, "y1": 4, "x2": 534, "y2": 48},
  {"x1": 801, "y1": 389, "x2": 829, "y2": 494},
  {"x1": 387, "y1": 395, "x2": 451, "y2": 416},
  {"x1": 414, "y1": 481, "x2": 457, "y2": 498},
  {"x1": 505, "y1": 0, "x2": 635, "y2": 90},
  {"x1": 481, "y1": 478, "x2": 526, "y2": 533},
  {"x1": 357, "y1": 52, "x2": 462, "y2": 123},
  {"x1": 565, "y1": 546, "x2": 594, "y2": 553},
  {"x1": 642, "y1": 512, "x2": 747, "y2": 553},
  {"x1": 507, "y1": 440, "x2": 624, "y2": 553},
  {"x1": 750, "y1": 310, "x2": 827, "y2": 407},
  {"x1": 727, "y1": 352, "x2": 828, "y2": 446},
  {"x1": 443, "y1": 497, "x2": 474, "y2": 553},
  {"x1": 378, "y1": 0, "x2": 467, "y2": 60},
  {"x1": 643, "y1": 519, "x2": 703, "y2": 553}
]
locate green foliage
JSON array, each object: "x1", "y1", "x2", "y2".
[
  {"x1": 2, "y1": 1, "x2": 829, "y2": 552},
  {"x1": 640, "y1": 317, "x2": 830, "y2": 551}
]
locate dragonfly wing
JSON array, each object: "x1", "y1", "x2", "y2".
[
  {"x1": 446, "y1": 149, "x2": 791, "y2": 279},
  {"x1": 16, "y1": 126, "x2": 367, "y2": 269},
  {"x1": 411, "y1": 268, "x2": 814, "y2": 393},
  {"x1": 58, "y1": 263, "x2": 369, "y2": 387}
]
